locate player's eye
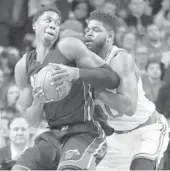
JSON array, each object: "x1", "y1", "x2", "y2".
[
  {"x1": 93, "y1": 27, "x2": 101, "y2": 32},
  {"x1": 45, "y1": 18, "x2": 51, "y2": 23},
  {"x1": 84, "y1": 27, "x2": 90, "y2": 33},
  {"x1": 55, "y1": 21, "x2": 60, "y2": 26}
]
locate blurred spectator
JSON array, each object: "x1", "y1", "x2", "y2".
[
  {"x1": 115, "y1": 22, "x2": 127, "y2": 46},
  {"x1": 144, "y1": 23, "x2": 170, "y2": 79},
  {"x1": 162, "y1": 31, "x2": 170, "y2": 82},
  {"x1": 145, "y1": 24, "x2": 162, "y2": 59},
  {"x1": 0, "y1": 49, "x2": 13, "y2": 82},
  {"x1": 88, "y1": 0, "x2": 106, "y2": 10},
  {"x1": 165, "y1": 31, "x2": 170, "y2": 46},
  {"x1": 0, "y1": 116, "x2": 10, "y2": 149},
  {"x1": 156, "y1": 82, "x2": 170, "y2": 119},
  {"x1": 143, "y1": 0, "x2": 153, "y2": 16},
  {"x1": 103, "y1": 1, "x2": 117, "y2": 16},
  {"x1": 0, "y1": 107, "x2": 20, "y2": 120},
  {"x1": 2, "y1": 82, "x2": 20, "y2": 109},
  {"x1": 135, "y1": 45, "x2": 149, "y2": 74},
  {"x1": 156, "y1": 82, "x2": 170, "y2": 170},
  {"x1": 121, "y1": 31, "x2": 137, "y2": 56},
  {"x1": 124, "y1": 0, "x2": 153, "y2": 37},
  {"x1": 60, "y1": 19, "x2": 84, "y2": 41},
  {"x1": 142, "y1": 59, "x2": 164, "y2": 102},
  {"x1": 152, "y1": 0, "x2": 162, "y2": 15},
  {"x1": 0, "y1": 68, "x2": 5, "y2": 108},
  {"x1": 117, "y1": 8, "x2": 128, "y2": 21},
  {"x1": 70, "y1": 0, "x2": 91, "y2": 28},
  {"x1": 0, "y1": 47, "x2": 20, "y2": 83},
  {"x1": 0, "y1": 0, "x2": 28, "y2": 48},
  {"x1": 154, "y1": 0, "x2": 170, "y2": 31},
  {"x1": 0, "y1": 116, "x2": 30, "y2": 170}
]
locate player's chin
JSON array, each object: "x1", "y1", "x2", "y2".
[
  {"x1": 86, "y1": 44, "x2": 96, "y2": 52},
  {"x1": 85, "y1": 42, "x2": 93, "y2": 49},
  {"x1": 44, "y1": 36, "x2": 57, "y2": 44}
]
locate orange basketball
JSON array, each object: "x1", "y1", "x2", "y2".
[{"x1": 34, "y1": 66, "x2": 72, "y2": 102}]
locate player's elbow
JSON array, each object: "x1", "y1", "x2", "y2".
[
  {"x1": 107, "y1": 70, "x2": 120, "y2": 89},
  {"x1": 122, "y1": 98, "x2": 137, "y2": 116},
  {"x1": 125, "y1": 107, "x2": 136, "y2": 116}
]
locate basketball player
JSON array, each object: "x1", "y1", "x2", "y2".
[
  {"x1": 84, "y1": 10, "x2": 170, "y2": 170},
  {"x1": 12, "y1": 7, "x2": 119, "y2": 171}
]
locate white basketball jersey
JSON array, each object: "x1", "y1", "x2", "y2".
[{"x1": 95, "y1": 46, "x2": 155, "y2": 130}]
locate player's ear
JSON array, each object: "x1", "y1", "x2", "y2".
[
  {"x1": 108, "y1": 31, "x2": 114, "y2": 44},
  {"x1": 32, "y1": 22, "x2": 36, "y2": 32}
]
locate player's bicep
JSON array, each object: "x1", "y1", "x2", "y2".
[
  {"x1": 15, "y1": 55, "x2": 33, "y2": 111},
  {"x1": 76, "y1": 50, "x2": 106, "y2": 69},
  {"x1": 112, "y1": 52, "x2": 138, "y2": 105},
  {"x1": 59, "y1": 37, "x2": 105, "y2": 69}
]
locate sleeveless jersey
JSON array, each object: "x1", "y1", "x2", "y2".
[
  {"x1": 95, "y1": 46, "x2": 155, "y2": 131},
  {"x1": 26, "y1": 47, "x2": 94, "y2": 128}
]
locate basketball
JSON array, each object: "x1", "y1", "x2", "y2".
[{"x1": 33, "y1": 65, "x2": 72, "y2": 102}]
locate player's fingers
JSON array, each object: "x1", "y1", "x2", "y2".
[
  {"x1": 48, "y1": 63, "x2": 62, "y2": 69},
  {"x1": 56, "y1": 84, "x2": 65, "y2": 92},
  {"x1": 51, "y1": 79, "x2": 63, "y2": 87},
  {"x1": 34, "y1": 89, "x2": 44, "y2": 98},
  {"x1": 51, "y1": 73, "x2": 69, "y2": 84},
  {"x1": 51, "y1": 69, "x2": 68, "y2": 75},
  {"x1": 32, "y1": 85, "x2": 41, "y2": 92}
]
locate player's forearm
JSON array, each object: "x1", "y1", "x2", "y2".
[
  {"x1": 98, "y1": 91, "x2": 136, "y2": 116},
  {"x1": 73, "y1": 65, "x2": 119, "y2": 89},
  {"x1": 23, "y1": 101, "x2": 44, "y2": 127}
]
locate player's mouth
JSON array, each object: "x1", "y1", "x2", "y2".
[
  {"x1": 84, "y1": 37, "x2": 93, "y2": 46},
  {"x1": 45, "y1": 31, "x2": 55, "y2": 37}
]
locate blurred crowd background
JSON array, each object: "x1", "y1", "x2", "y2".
[{"x1": 0, "y1": 0, "x2": 170, "y2": 170}]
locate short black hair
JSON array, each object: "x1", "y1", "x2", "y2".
[
  {"x1": 89, "y1": 9, "x2": 118, "y2": 32},
  {"x1": 32, "y1": 6, "x2": 61, "y2": 24}
]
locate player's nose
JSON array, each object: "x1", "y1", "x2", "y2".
[
  {"x1": 86, "y1": 30, "x2": 93, "y2": 37},
  {"x1": 49, "y1": 22, "x2": 56, "y2": 30}
]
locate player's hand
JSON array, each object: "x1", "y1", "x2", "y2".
[
  {"x1": 48, "y1": 63, "x2": 78, "y2": 87},
  {"x1": 32, "y1": 85, "x2": 54, "y2": 104}
]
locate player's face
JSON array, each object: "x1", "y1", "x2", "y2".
[
  {"x1": 9, "y1": 118, "x2": 30, "y2": 145},
  {"x1": 147, "y1": 63, "x2": 161, "y2": 79},
  {"x1": 33, "y1": 11, "x2": 60, "y2": 45},
  {"x1": 85, "y1": 20, "x2": 108, "y2": 53}
]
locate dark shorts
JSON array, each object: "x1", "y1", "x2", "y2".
[{"x1": 14, "y1": 122, "x2": 107, "y2": 170}]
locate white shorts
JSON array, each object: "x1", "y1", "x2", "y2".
[{"x1": 97, "y1": 113, "x2": 170, "y2": 170}]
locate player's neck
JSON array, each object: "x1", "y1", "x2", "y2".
[
  {"x1": 36, "y1": 44, "x2": 51, "y2": 63},
  {"x1": 98, "y1": 44, "x2": 113, "y2": 60}
]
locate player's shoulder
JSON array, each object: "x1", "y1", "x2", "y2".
[
  {"x1": 58, "y1": 37, "x2": 89, "y2": 60},
  {"x1": 14, "y1": 53, "x2": 28, "y2": 82},
  {"x1": 58, "y1": 37, "x2": 84, "y2": 49},
  {"x1": 112, "y1": 48, "x2": 133, "y2": 66},
  {"x1": 117, "y1": 49, "x2": 132, "y2": 62},
  {"x1": 111, "y1": 48, "x2": 135, "y2": 75},
  {"x1": 15, "y1": 53, "x2": 27, "y2": 72}
]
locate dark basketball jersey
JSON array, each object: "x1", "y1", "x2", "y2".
[{"x1": 26, "y1": 47, "x2": 94, "y2": 128}]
